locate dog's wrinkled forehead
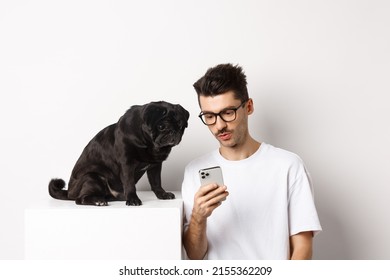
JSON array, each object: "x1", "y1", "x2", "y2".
[{"x1": 143, "y1": 101, "x2": 189, "y2": 127}]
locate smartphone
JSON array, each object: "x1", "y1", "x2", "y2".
[{"x1": 198, "y1": 166, "x2": 224, "y2": 187}]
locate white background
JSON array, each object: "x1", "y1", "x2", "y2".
[{"x1": 1, "y1": 0, "x2": 389, "y2": 259}]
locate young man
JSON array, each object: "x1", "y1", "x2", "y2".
[{"x1": 181, "y1": 63, "x2": 322, "y2": 260}]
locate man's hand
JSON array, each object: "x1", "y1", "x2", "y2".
[
  {"x1": 192, "y1": 183, "x2": 229, "y2": 223},
  {"x1": 183, "y1": 183, "x2": 229, "y2": 259}
]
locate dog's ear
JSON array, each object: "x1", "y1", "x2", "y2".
[
  {"x1": 175, "y1": 104, "x2": 190, "y2": 127},
  {"x1": 142, "y1": 102, "x2": 168, "y2": 127}
]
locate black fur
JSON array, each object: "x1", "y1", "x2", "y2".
[{"x1": 49, "y1": 101, "x2": 189, "y2": 206}]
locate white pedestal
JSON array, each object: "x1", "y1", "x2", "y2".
[{"x1": 25, "y1": 191, "x2": 183, "y2": 260}]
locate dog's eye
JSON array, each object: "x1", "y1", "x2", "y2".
[{"x1": 158, "y1": 124, "x2": 166, "y2": 131}]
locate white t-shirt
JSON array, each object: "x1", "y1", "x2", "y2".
[{"x1": 181, "y1": 143, "x2": 322, "y2": 260}]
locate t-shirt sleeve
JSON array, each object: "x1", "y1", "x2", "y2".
[{"x1": 288, "y1": 159, "x2": 322, "y2": 236}]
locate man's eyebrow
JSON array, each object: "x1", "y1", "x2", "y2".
[{"x1": 201, "y1": 105, "x2": 237, "y2": 114}]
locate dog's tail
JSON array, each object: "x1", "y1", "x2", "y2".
[{"x1": 48, "y1": 178, "x2": 71, "y2": 200}]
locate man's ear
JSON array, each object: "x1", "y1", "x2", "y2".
[{"x1": 246, "y1": 98, "x2": 254, "y2": 115}]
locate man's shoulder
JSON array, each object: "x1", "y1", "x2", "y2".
[
  {"x1": 185, "y1": 150, "x2": 218, "y2": 172},
  {"x1": 262, "y1": 143, "x2": 304, "y2": 166}
]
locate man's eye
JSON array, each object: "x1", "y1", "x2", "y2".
[
  {"x1": 204, "y1": 114, "x2": 215, "y2": 119},
  {"x1": 222, "y1": 110, "x2": 234, "y2": 116}
]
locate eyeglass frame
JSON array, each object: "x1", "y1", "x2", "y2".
[{"x1": 198, "y1": 99, "x2": 248, "y2": 126}]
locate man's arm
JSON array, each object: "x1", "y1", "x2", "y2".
[
  {"x1": 289, "y1": 231, "x2": 313, "y2": 260},
  {"x1": 183, "y1": 184, "x2": 228, "y2": 260},
  {"x1": 183, "y1": 213, "x2": 208, "y2": 260}
]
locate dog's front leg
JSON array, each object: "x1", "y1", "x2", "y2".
[
  {"x1": 121, "y1": 167, "x2": 142, "y2": 206},
  {"x1": 147, "y1": 163, "x2": 175, "y2": 200}
]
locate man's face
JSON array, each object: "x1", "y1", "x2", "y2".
[{"x1": 199, "y1": 91, "x2": 252, "y2": 149}]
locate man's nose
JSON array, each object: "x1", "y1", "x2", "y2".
[{"x1": 215, "y1": 115, "x2": 227, "y2": 130}]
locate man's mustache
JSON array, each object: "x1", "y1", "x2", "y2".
[{"x1": 215, "y1": 128, "x2": 232, "y2": 136}]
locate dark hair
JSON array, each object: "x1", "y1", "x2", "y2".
[{"x1": 193, "y1": 63, "x2": 249, "y2": 102}]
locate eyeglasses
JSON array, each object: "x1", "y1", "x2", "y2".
[{"x1": 198, "y1": 100, "x2": 248, "y2": 126}]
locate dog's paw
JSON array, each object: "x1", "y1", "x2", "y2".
[
  {"x1": 126, "y1": 194, "x2": 142, "y2": 206},
  {"x1": 155, "y1": 190, "x2": 175, "y2": 200},
  {"x1": 95, "y1": 200, "x2": 108, "y2": 206},
  {"x1": 76, "y1": 196, "x2": 108, "y2": 206},
  {"x1": 126, "y1": 198, "x2": 142, "y2": 206}
]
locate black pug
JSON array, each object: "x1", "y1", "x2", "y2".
[{"x1": 49, "y1": 101, "x2": 189, "y2": 206}]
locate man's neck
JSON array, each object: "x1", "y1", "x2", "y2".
[{"x1": 219, "y1": 137, "x2": 261, "y2": 161}]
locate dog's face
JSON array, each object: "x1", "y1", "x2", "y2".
[{"x1": 142, "y1": 101, "x2": 189, "y2": 148}]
